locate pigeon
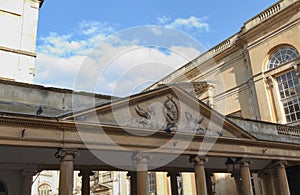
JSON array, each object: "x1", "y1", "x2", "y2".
[{"x1": 36, "y1": 106, "x2": 43, "y2": 115}]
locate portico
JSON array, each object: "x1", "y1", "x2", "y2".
[{"x1": 0, "y1": 85, "x2": 298, "y2": 194}]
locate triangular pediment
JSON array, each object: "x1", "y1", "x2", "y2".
[{"x1": 61, "y1": 85, "x2": 255, "y2": 140}]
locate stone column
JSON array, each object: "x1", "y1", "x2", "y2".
[
  {"x1": 258, "y1": 173, "x2": 269, "y2": 195},
  {"x1": 132, "y1": 153, "x2": 149, "y2": 195},
  {"x1": 167, "y1": 172, "x2": 179, "y2": 195},
  {"x1": 78, "y1": 170, "x2": 94, "y2": 195},
  {"x1": 238, "y1": 159, "x2": 253, "y2": 195},
  {"x1": 274, "y1": 161, "x2": 290, "y2": 195},
  {"x1": 21, "y1": 169, "x2": 37, "y2": 195},
  {"x1": 190, "y1": 155, "x2": 208, "y2": 195},
  {"x1": 127, "y1": 171, "x2": 137, "y2": 195},
  {"x1": 55, "y1": 148, "x2": 79, "y2": 195},
  {"x1": 266, "y1": 170, "x2": 277, "y2": 195}
]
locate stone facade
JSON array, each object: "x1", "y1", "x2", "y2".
[
  {"x1": 148, "y1": 0, "x2": 300, "y2": 126},
  {"x1": 0, "y1": 0, "x2": 43, "y2": 83},
  {"x1": 0, "y1": 0, "x2": 300, "y2": 195}
]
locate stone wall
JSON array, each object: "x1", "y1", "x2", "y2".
[{"x1": 0, "y1": 79, "x2": 115, "y2": 116}]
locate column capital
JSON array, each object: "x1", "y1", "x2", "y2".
[
  {"x1": 189, "y1": 155, "x2": 208, "y2": 165},
  {"x1": 273, "y1": 160, "x2": 288, "y2": 168},
  {"x1": 131, "y1": 152, "x2": 150, "y2": 161},
  {"x1": 292, "y1": 63, "x2": 299, "y2": 76},
  {"x1": 55, "y1": 148, "x2": 79, "y2": 160},
  {"x1": 167, "y1": 171, "x2": 180, "y2": 177},
  {"x1": 131, "y1": 152, "x2": 150, "y2": 171},
  {"x1": 126, "y1": 171, "x2": 137, "y2": 178},
  {"x1": 78, "y1": 170, "x2": 94, "y2": 177},
  {"x1": 266, "y1": 76, "x2": 275, "y2": 88},
  {"x1": 237, "y1": 158, "x2": 251, "y2": 167}
]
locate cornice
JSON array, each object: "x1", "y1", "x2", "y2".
[
  {"x1": 239, "y1": 1, "x2": 300, "y2": 41},
  {"x1": 0, "y1": 45, "x2": 36, "y2": 57}
]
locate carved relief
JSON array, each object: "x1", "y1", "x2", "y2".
[
  {"x1": 163, "y1": 96, "x2": 179, "y2": 127},
  {"x1": 129, "y1": 103, "x2": 165, "y2": 129},
  {"x1": 184, "y1": 111, "x2": 206, "y2": 134},
  {"x1": 127, "y1": 96, "x2": 217, "y2": 135}
]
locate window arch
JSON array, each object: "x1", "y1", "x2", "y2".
[
  {"x1": 267, "y1": 46, "x2": 299, "y2": 70},
  {"x1": 266, "y1": 45, "x2": 300, "y2": 124},
  {"x1": 38, "y1": 184, "x2": 52, "y2": 195}
]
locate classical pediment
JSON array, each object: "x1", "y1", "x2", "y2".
[{"x1": 62, "y1": 85, "x2": 255, "y2": 140}]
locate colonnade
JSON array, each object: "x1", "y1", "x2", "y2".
[{"x1": 53, "y1": 148, "x2": 291, "y2": 195}]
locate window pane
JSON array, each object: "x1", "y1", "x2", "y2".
[
  {"x1": 267, "y1": 46, "x2": 299, "y2": 70},
  {"x1": 291, "y1": 114, "x2": 296, "y2": 121},
  {"x1": 297, "y1": 112, "x2": 300, "y2": 120},
  {"x1": 277, "y1": 69, "x2": 300, "y2": 123}
]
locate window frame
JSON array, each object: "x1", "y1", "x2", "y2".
[{"x1": 264, "y1": 46, "x2": 300, "y2": 125}]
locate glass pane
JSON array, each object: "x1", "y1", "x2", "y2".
[
  {"x1": 291, "y1": 114, "x2": 296, "y2": 121},
  {"x1": 277, "y1": 70, "x2": 300, "y2": 123},
  {"x1": 267, "y1": 46, "x2": 299, "y2": 70},
  {"x1": 295, "y1": 104, "x2": 300, "y2": 112},
  {"x1": 297, "y1": 112, "x2": 300, "y2": 120},
  {"x1": 287, "y1": 115, "x2": 291, "y2": 122}
]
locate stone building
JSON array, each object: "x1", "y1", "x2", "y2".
[
  {"x1": 145, "y1": 0, "x2": 300, "y2": 194},
  {"x1": 0, "y1": 0, "x2": 300, "y2": 195},
  {"x1": 0, "y1": 0, "x2": 42, "y2": 83}
]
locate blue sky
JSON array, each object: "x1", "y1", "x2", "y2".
[{"x1": 34, "y1": 0, "x2": 277, "y2": 96}]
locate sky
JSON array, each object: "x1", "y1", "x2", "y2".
[{"x1": 34, "y1": 0, "x2": 278, "y2": 97}]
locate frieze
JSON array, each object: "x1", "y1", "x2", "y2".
[{"x1": 128, "y1": 96, "x2": 221, "y2": 136}]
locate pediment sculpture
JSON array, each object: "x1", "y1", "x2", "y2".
[{"x1": 127, "y1": 96, "x2": 218, "y2": 135}]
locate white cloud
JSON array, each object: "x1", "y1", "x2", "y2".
[
  {"x1": 157, "y1": 16, "x2": 171, "y2": 24},
  {"x1": 35, "y1": 20, "x2": 202, "y2": 96},
  {"x1": 79, "y1": 20, "x2": 114, "y2": 36},
  {"x1": 158, "y1": 16, "x2": 210, "y2": 33}
]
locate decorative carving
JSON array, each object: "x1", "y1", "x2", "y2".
[
  {"x1": 189, "y1": 155, "x2": 208, "y2": 165},
  {"x1": 55, "y1": 148, "x2": 80, "y2": 159},
  {"x1": 130, "y1": 96, "x2": 179, "y2": 131},
  {"x1": 135, "y1": 105, "x2": 151, "y2": 120},
  {"x1": 127, "y1": 96, "x2": 222, "y2": 136},
  {"x1": 266, "y1": 76, "x2": 274, "y2": 88},
  {"x1": 131, "y1": 104, "x2": 164, "y2": 129},
  {"x1": 131, "y1": 152, "x2": 150, "y2": 171},
  {"x1": 185, "y1": 111, "x2": 206, "y2": 133},
  {"x1": 163, "y1": 96, "x2": 179, "y2": 126},
  {"x1": 292, "y1": 64, "x2": 299, "y2": 76},
  {"x1": 78, "y1": 170, "x2": 94, "y2": 177},
  {"x1": 273, "y1": 160, "x2": 288, "y2": 168},
  {"x1": 236, "y1": 158, "x2": 251, "y2": 167}
]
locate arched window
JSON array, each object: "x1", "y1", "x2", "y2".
[
  {"x1": 266, "y1": 45, "x2": 300, "y2": 124},
  {"x1": 267, "y1": 46, "x2": 299, "y2": 70},
  {"x1": 38, "y1": 184, "x2": 52, "y2": 195}
]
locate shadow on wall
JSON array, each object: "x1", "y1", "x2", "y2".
[
  {"x1": 0, "y1": 179, "x2": 8, "y2": 195},
  {"x1": 286, "y1": 166, "x2": 300, "y2": 195}
]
